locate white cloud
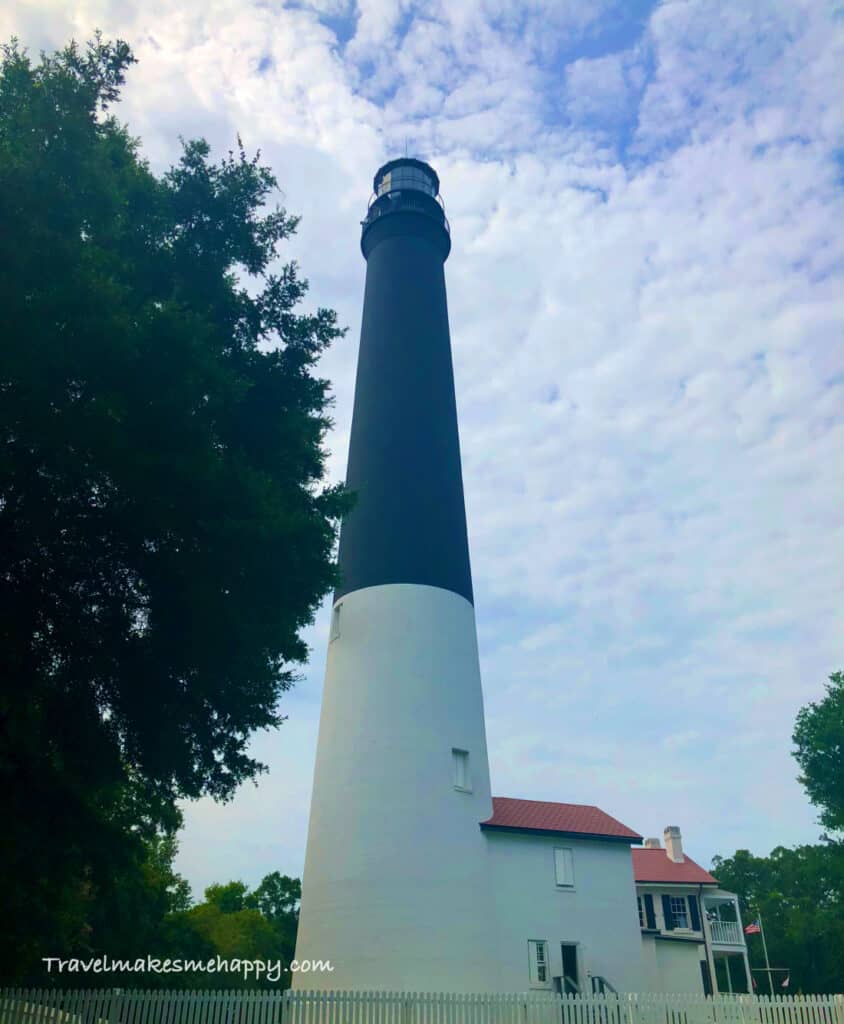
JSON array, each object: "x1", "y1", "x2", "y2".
[
  {"x1": 564, "y1": 51, "x2": 634, "y2": 127},
  {"x1": 4, "y1": 0, "x2": 843, "y2": 893}
]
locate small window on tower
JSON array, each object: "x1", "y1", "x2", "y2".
[
  {"x1": 452, "y1": 748, "x2": 471, "y2": 791},
  {"x1": 329, "y1": 603, "x2": 341, "y2": 642}
]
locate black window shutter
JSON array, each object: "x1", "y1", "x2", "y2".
[
  {"x1": 662, "y1": 894, "x2": 675, "y2": 930},
  {"x1": 644, "y1": 894, "x2": 656, "y2": 930},
  {"x1": 689, "y1": 894, "x2": 701, "y2": 931}
]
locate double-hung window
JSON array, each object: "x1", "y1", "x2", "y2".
[
  {"x1": 670, "y1": 895, "x2": 689, "y2": 929},
  {"x1": 528, "y1": 940, "x2": 549, "y2": 985}
]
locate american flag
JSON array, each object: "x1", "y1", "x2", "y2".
[{"x1": 745, "y1": 920, "x2": 762, "y2": 934}]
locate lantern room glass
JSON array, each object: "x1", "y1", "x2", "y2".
[{"x1": 376, "y1": 165, "x2": 437, "y2": 197}]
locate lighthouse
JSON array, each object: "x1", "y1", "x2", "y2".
[{"x1": 294, "y1": 159, "x2": 498, "y2": 991}]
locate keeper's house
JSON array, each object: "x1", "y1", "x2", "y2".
[
  {"x1": 634, "y1": 828, "x2": 752, "y2": 995},
  {"x1": 480, "y1": 801, "x2": 751, "y2": 996},
  {"x1": 482, "y1": 797, "x2": 645, "y2": 995}
]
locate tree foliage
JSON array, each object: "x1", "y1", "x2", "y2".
[
  {"x1": 711, "y1": 675, "x2": 844, "y2": 995},
  {"x1": 712, "y1": 843, "x2": 844, "y2": 993},
  {"x1": 180, "y1": 874, "x2": 300, "y2": 986},
  {"x1": 61, "y1": 864, "x2": 301, "y2": 990},
  {"x1": 0, "y1": 34, "x2": 348, "y2": 981},
  {"x1": 793, "y1": 670, "x2": 844, "y2": 833},
  {"x1": 246, "y1": 872, "x2": 301, "y2": 924},
  {"x1": 245, "y1": 872, "x2": 301, "y2": 962}
]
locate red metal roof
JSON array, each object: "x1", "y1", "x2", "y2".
[
  {"x1": 632, "y1": 848, "x2": 718, "y2": 885},
  {"x1": 481, "y1": 797, "x2": 642, "y2": 842}
]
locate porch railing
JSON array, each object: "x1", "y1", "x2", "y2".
[{"x1": 709, "y1": 919, "x2": 744, "y2": 945}]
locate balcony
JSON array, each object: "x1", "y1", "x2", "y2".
[
  {"x1": 709, "y1": 919, "x2": 744, "y2": 945},
  {"x1": 362, "y1": 189, "x2": 450, "y2": 236}
]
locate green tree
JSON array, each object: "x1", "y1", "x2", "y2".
[
  {"x1": 246, "y1": 872, "x2": 300, "y2": 923},
  {"x1": 205, "y1": 881, "x2": 250, "y2": 915},
  {"x1": 0, "y1": 34, "x2": 348, "y2": 981},
  {"x1": 793, "y1": 670, "x2": 844, "y2": 833},
  {"x1": 151, "y1": 874, "x2": 301, "y2": 989},
  {"x1": 246, "y1": 872, "x2": 301, "y2": 965},
  {"x1": 712, "y1": 843, "x2": 844, "y2": 993},
  {"x1": 186, "y1": 903, "x2": 278, "y2": 962},
  {"x1": 76, "y1": 833, "x2": 196, "y2": 973}
]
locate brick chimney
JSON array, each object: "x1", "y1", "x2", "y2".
[
  {"x1": 643, "y1": 838, "x2": 661, "y2": 849},
  {"x1": 664, "y1": 825, "x2": 684, "y2": 863}
]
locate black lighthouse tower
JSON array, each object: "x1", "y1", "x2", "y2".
[
  {"x1": 335, "y1": 158, "x2": 473, "y2": 605},
  {"x1": 294, "y1": 159, "x2": 497, "y2": 991}
]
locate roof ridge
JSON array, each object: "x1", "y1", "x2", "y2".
[
  {"x1": 484, "y1": 796, "x2": 642, "y2": 841},
  {"x1": 493, "y1": 795, "x2": 601, "y2": 810},
  {"x1": 636, "y1": 848, "x2": 704, "y2": 864},
  {"x1": 631, "y1": 847, "x2": 718, "y2": 884}
]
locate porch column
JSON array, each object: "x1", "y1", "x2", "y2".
[
  {"x1": 702, "y1": 898, "x2": 719, "y2": 996},
  {"x1": 742, "y1": 950, "x2": 753, "y2": 994},
  {"x1": 734, "y1": 900, "x2": 753, "y2": 994}
]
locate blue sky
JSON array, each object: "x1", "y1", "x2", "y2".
[{"x1": 6, "y1": 0, "x2": 843, "y2": 898}]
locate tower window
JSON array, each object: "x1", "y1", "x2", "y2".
[
  {"x1": 452, "y1": 748, "x2": 471, "y2": 791},
  {"x1": 329, "y1": 603, "x2": 341, "y2": 642}
]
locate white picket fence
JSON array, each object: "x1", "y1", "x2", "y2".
[{"x1": 1, "y1": 991, "x2": 843, "y2": 1024}]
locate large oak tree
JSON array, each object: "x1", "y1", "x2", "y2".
[{"x1": 0, "y1": 35, "x2": 348, "y2": 979}]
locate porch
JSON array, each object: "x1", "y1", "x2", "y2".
[
  {"x1": 703, "y1": 890, "x2": 751, "y2": 995},
  {"x1": 704, "y1": 892, "x2": 746, "y2": 949}
]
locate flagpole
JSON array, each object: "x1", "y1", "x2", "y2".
[{"x1": 757, "y1": 911, "x2": 773, "y2": 995}]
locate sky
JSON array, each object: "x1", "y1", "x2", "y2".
[{"x1": 5, "y1": 0, "x2": 843, "y2": 898}]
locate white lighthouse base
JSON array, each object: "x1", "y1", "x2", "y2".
[{"x1": 294, "y1": 583, "x2": 499, "y2": 992}]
